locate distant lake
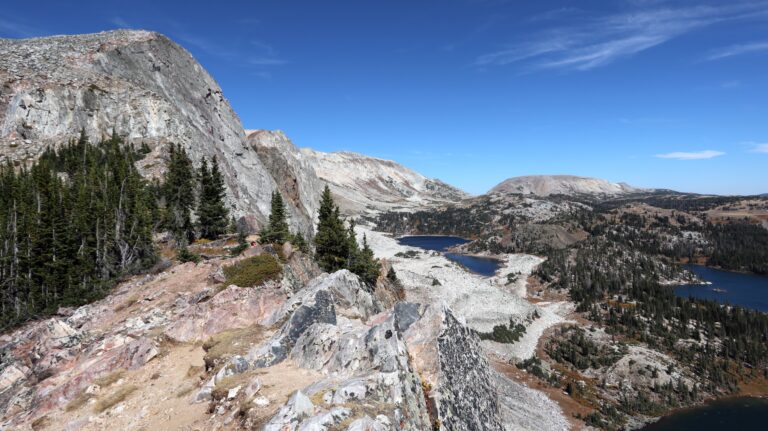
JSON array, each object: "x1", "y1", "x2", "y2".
[
  {"x1": 397, "y1": 235, "x2": 502, "y2": 277},
  {"x1": 642, "y1": 397, "x2": 768, "y2": 431},
  {"x1": 676, "y1": 265, "x2": 768, "y2": 312}
]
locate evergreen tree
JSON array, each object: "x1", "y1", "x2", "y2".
[
  {"x1": 290, "y1": 232, "x2": 309, "y2": 253},
  {"x1": 314, "y1": 185, "x2": 349, "y2": 272},
  {"x1": 0, "y1": 134, "x2": 157, "y2": 330},
  {"x1": 162, "y1": 144, "x2": 196, "y2": 245},
  {"x1": 227, "y1": 216, "x2": 238, "y2": 234},
  {"x1": 260, "y1": 191, "x2": 290, "y2": 244},
  {"x1": 197, "y1": 156, "x2": 229, "y2": 240},
  {"x1": 313, "y1": 186, "x2": 380, "y2": 283},
  {"x1": 352, "y1": 234, "x2": 380, "y2": 286},
  {"x1": 346, "y1": 218, "x2": 360, "y2": 269}
]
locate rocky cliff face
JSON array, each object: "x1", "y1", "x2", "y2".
[
  {"x1": 247, "y1": 130, "x2": 324, "y2": 237},
  {"x1": 491, "y1": 175, "x2": 641, "y2": 197},
  {"x1": 0, "y1": 30, "x2": 314, "y2": 233},
  {"x1": 299, "y1": 148, "x2": 468, "y2": 215}
]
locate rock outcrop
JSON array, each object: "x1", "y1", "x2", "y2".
[
  {"x1": 404, "y1": 304, "x2": 568, "y2": 431},
  {"x1": 0, "y1": 30, "x2": 313, "y2": 233},
  {"x1": 247, "y1": 130, "x2": 324, "y2": 237},
  {"x1": 490, "y1": 175, "x2": 641, "y2": 197}
]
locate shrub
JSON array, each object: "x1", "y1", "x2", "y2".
[
  {"x1": 477, "y1": 320, "x2": 526, "y2": 344},
  {"x1": 177, "y1": 246, "x2": 201, "y2": 263},
  {"x1": 223, "y1": 254, "x2": 282, "y2": 287},
  {"x1": 230, "y1": 231, "x2": 249, "y2": 257}
]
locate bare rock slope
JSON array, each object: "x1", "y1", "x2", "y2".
[
  {"x1": 0, "y1": 243, "x2": 566, "y2": 431},
  {"x1": 0, "y1": 30, "x2": 315, "y2": 233},
  {"x1": 300, "y1": 148, "x2": 468, "y2": 215},
  {"x1": 491, "y1": 175, "x2": 641, "y2": 197}
]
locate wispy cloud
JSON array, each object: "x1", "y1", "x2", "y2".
[
  {"x1": 110, "y1": 16, "x2": 134, "y2": 29},
  {"x1": 0, "y1": 17, "x2": 43, "y2": 38},
  {"x1": 747, "y1": 142, "x2": 768, "y2": 153},
  {"x1": 706, "y1": 41, "x2": 768, "y2": 61},
  {"x1": 655, "y1": 150, "x2": 725, "y2": 160},
  {"x1": 475, "y1": 2, "x2": 768, "y2": 71},
  {"x1": 248, "y1": 58, "x2": 287, "y2": 66},
  {"x1": 173, "y1": 32, "x2": 286, "y2": 69}
]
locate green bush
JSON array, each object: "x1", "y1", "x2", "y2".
[
  {"x1": 223, "y1": 254, "x2": 282, "y2": 287},
  {"x1": 177, "y1": 246, "x2": 201, "y2": 263},
  {"x1": 477, "y1": 320, "x2": 526, "y2": 344}
]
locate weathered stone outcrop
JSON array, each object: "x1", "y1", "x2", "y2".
[
  {"x1": 404, "y1": 304, "x2": 569, "y2": 431},
  {"x1": 201, "y1": 270, "x2": 431, "y2": 430},
  {"x1": 0, "y1": 31, "x2": 314, "y2": 233},
  {"x1": 163, "y1": 284, "x2": 285, "y2": 343},
  {"x1": 248, "y1": 130, "x2": 324, "y2": 237}
]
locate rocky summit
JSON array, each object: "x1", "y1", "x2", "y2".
[{"x1": 490, "y1": 175, "x2": 641, "y2": 197}]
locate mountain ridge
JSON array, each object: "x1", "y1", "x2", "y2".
[
  {"x1": 489, "y1": 174, "x2": 643, "y2": 197},
  {"x1": 297, "y1": 144, "x2": 468, "y2": 214}
]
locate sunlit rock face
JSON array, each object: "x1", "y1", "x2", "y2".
[
  {"x1": 0, "y1": 30, "x2": 314, "y2": 233},
  {"x1": 298, "y1": 147, "x2": 468, "y2": 215},
  {"x1": 491, "y1": 175, "x2": 641, "y2": 197}
]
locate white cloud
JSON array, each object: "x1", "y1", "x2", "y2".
[
  {"x1": 748, "y1": 142, "x2": 768, "y2": 153},
  {"x1": 655, "y1": 150, "x2": 725, "y2": 160},
  {"x1": 706, "y1": 41, "x2": 768, "y2": 61},
  {"x1": 475, "y1": 2, "x2": 768, "y2": 71}
]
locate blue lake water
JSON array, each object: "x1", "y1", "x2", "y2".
[
  {"x1": 396, "y1": 235, "x2": 502, "y2": 277},
  {"x1": 641, "y1": 397, "x2": 768, "y2": 431},
  {"x1": 675, "y1": 265, "x2": 768, "y2": 312}
]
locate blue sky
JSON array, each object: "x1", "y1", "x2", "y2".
[{"x1": 2, "y1": 0, "x2": 768, "y2": 195}]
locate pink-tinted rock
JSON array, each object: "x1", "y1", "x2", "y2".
[{"x1": 164, "y1": 286, "x2": 286, "y2": 342}]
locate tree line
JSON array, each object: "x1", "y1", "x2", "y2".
[
  {"x1": 0, "y1": 135, "x2": 231, "y2": 329},
  {"x1": 1, "y1": 134, "x2": 382, "y2": 330},
  {"x1": 536, "y1": 237, "x2": 768, "y2": 397},
  {"x1": 0, "y1": 133, "x2": 157, "y2": 329}
]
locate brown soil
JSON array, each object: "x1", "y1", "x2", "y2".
[
  {"x1": 42, "y1": 343, "x2": 210, "y2": 431},
  {"x1": 527, "y1": 275, "x2": 572, "y2": 303},
  {"x1": 493, "y1": 360, "x2": 592, "y2": 430}
]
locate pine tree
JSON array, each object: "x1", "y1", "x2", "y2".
[
  {"x1": 0, "y1": 134, "x2": 157, "y2": 330},
  {"x1": 163, "y1": 144, "x2": 196, "y2": 245},
  {"x1": 197, "y1": 156, "x2": 229, "y2": 240},
  {"x1": 260, "y1": 191, "x2": 290, "y2": 244},
  {"x1": 353, "y1": 234, "x2": 380, "y2": 286},
  {"x1": 346, "y1": 218, "x2": 360, "y2": 269},
  {"x1": 314, "y1": 185, "x2": 349, "y2": 272}
]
